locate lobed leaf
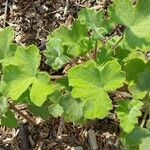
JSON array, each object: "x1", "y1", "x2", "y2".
[
  {"x1": 68, "y1": 60, "x2": 125, "y2": 119},
  {"x1": 3, "y1": 45, "x2": 54, "y2": 106}
]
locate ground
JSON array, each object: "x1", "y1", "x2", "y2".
[{"x1": 0, "y1": 0, "x2": 120, "y2": 149}]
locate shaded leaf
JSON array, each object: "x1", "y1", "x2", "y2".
[{"x1": 116, "y1": 99, "x2": 143, "y2": 133}]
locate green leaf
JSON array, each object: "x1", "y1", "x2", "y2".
[
  {"x1": 138, "y1": 67, "x2": 150, "y2": 91},
  {"x1": 28, "y1": 104, "x2": 50, "y2": 120},
  {"x1": 48, "y1": 90, "x2": 62, "y2": 104},
  {"x1": 44, "y1": 38, "x2": 69, "y2": 70},
  {"x1": 0, "y1": 110, "x2": 18, "y2": 128},
  {"x1": 3, "y1": 45, "x2": 54, "y2": 106},
  {"x1": 109, "y1": 0, "x2": 150, "y2": 50},
  {"x1": 124, "y1": 58, "x2": 146, "y2": 84},
  {"x1": 129, "y1": 85, "x2": 147, "y2": 100},
  {"x1": 0, "y1": 27, "x2": 15, "y2": 60},
  {"x1": 49, "y1": 20, "x2": 93, "y2": 56},
  {"x1": 49, "y1": 104, "x2": 64, "y2": 118},
  {"x1": 100, "y1": 60, "x2": 125, "y2": 91},
  {"x1": 83, "y1": 89, "x2": 111, "y2": 119},
  {"x1": 116, "y1": 99, "x2": 143, "y2": 133},
  {"x1": 68, "y1": 60, "x2": 125, "y2": 119},
  {"x1": 96, "y1": 49, "x2": 113, "y2": 65},
  {"x1": 139, "y1": 136, "x2": 150, "y2": 150},
  {"x1": 30, "y1": 72, "x2": 54, "y2": 106},
  {"x1": 78, "y1": 8, "x2": 105, "y2": 39},
  {"x1": 59, "y1": 94, "x2": 84, "y2": 122},
  {"x1": 121, "y1": 127, "x2": 150, "y2": 147},
  {"x1": 3, "y1": 64, "x2": 34, "y2": 100},
  {"x1": 15, "y1": 45, "x2": 40, "y2": 76}
]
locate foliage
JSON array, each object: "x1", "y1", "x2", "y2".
[{"x1": 0, "y1": 0, "x2": 150, "y2": 148}]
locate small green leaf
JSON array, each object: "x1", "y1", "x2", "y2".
[
  {"x1": 44, "y1": 38, "x2": 69, "y2": 70},
  {"x1": 116, "y1": 99, "x2": 143, "y2": 133},
  {"x1": 0, "y1": 110, "x2": 18, "y2": 128},
  {"x1": 78, "y1": 8, "x2": 105, "y2": 39},
  {"x1": 49, "y1": 20, "x2": 93, "y2": 56}
]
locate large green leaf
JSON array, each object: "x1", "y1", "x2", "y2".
[
  {"x1": 116, "y1": 99, "x2": 143, "y2": 133},
  {"x1": 0, "y1": 27, "x2": 15, "y2": 60},
  {"x1": 109, "y1": 0, "x2": 150, "y2": 50},
  {"x1": 3, "y1": 45, "x2": 54, "y2": 106},
  {"x1": 68, "y1": 60, "x2": 125, "y2": 119}
]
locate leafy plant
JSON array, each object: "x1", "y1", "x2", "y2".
[{"x1": 1, "y1": 0, "x2": 150, "y2": 149}]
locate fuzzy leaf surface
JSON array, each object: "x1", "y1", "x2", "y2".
[{"x1": 44, "y1": 38, "x2": 69, "y2": 70}]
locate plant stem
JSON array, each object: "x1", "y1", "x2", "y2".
[
  {"x1": 112, "y1": 36, "x2": 124, "y2": 50},
  {"x1": 93, "y1": 41, "x2": 98, "y2": 59},
  {"x1": 140, "y1": 109, "x2": 148, "y2": 128},
  {"x1": 8, "y1": 101, "x2": 37, "y2": 126},
  {"x1": 50, "y1": 75, "x2": 66, "y2": 80},
  {"x1": 0, "y1": 63, "x2": 3, "y2": 81}
]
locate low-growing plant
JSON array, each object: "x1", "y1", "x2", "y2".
[{"x1": 1, "y1": 0, "x2": 150, "y2": 149}]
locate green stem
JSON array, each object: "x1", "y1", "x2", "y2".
[
  {"x1": 140, "y1": 109, "x2": 148, "y2": 128},
  {"x1": 0, "y1": 63, "x2": 3, "y2": 82},
  {"x1": 93, "y1": 40, "x2": 98, "y2": 59}
]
